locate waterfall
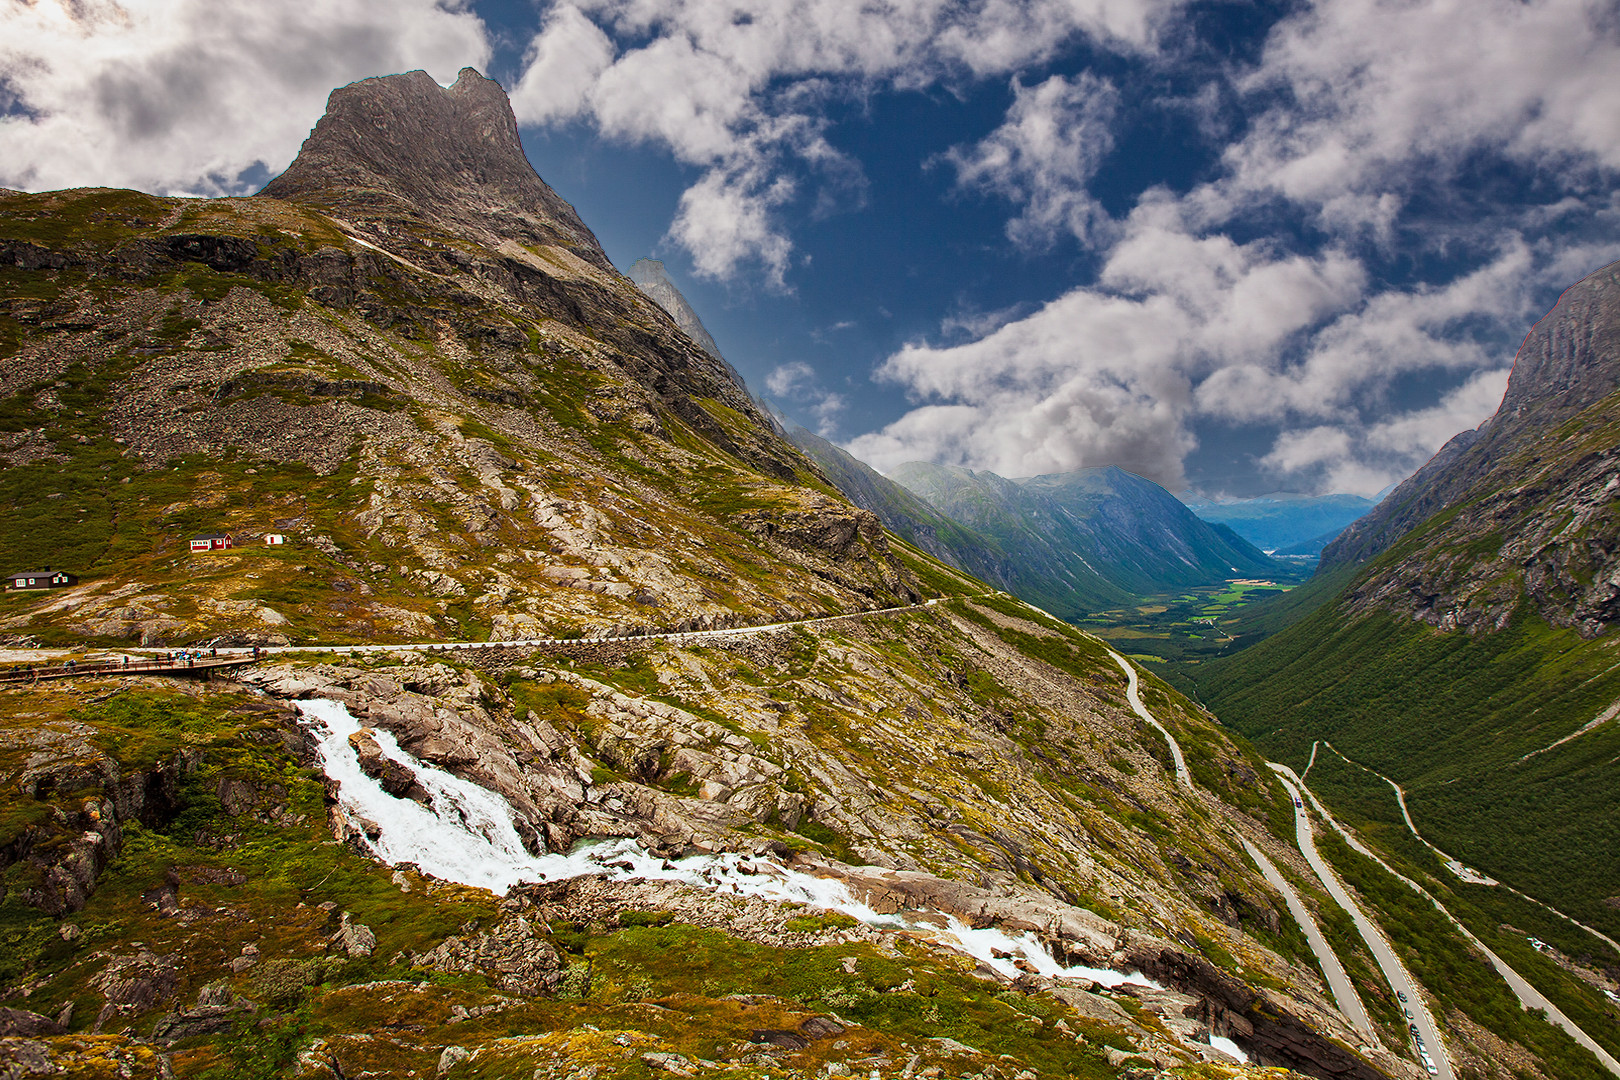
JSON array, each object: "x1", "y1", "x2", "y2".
[{"x1": 296, "y1": 698, "x2": 1159, "y2": 989}]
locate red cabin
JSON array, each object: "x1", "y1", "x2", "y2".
[{"x1": 189, "y1": 533, "x2": 234, "y2": 553}]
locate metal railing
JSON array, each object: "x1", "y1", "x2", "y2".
[{"x1": 0, "y1": 654, "x2": 260, "y2": 684}]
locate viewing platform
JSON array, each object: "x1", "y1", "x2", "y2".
[{"x1": 0, "y1": 654, "x2": 261, "y2": 684}]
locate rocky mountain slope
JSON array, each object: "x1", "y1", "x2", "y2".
[
  {"x1": 0, "y1": 68, "x2": 1535, "y2": 1080},
  {"x1": 887, "y1": 463, "x2": 1279, "y2": 620},
  {"x1": 0, "y1": 68, "x2": 919, "y2": 649},
  {"x1": 1322, "y1": 259, "x2": 1620, "y2": 597},
  {"x1": 626, "y1": 259, "x2": 726, "y2": 367},
  {"x1": 784, "y1": 426, "x2": 1012, "y2": 576},
  {"x1": 1201, "y1": 260, "x2": 1620, "y2": 1044}
]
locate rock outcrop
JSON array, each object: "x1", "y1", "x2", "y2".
[
  {"x1": 262, "y1": 68, "x2": 611, "y2": 272},
  {"x1": 409, "y1": 915, "x2": 561, "y2": 995},
  {"x1": 1321, "y1": 259, "x2": 1620, "y2": 636}
]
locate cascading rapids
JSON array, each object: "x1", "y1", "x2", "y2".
[{"x1": 296, "y1": 698, "x2": 1160, "y2": 989}]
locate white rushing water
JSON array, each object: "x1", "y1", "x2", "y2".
[{"x1": 297, "y1": 698, "x2": 1159, "y2": 989}]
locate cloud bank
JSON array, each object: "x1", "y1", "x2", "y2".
[
  {"x1": 507, "y1": 0, "x2": 1183, "y2": 285},
  {"x1": 0, "y1": 0, "x2": 490, "y2": 195},
  {"x1": 847, "y1": 0, "x2": 1620, "y2": 493}
]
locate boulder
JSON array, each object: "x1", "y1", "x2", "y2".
[
  {"x1": 348, "y1": 728, "x2": 431, "y2": 805},
  {"x1": 410, "y1": 916, "x2": 561, "y2": 995},
  {"x1": 331, "y1": 912, "x2": 377, "y2": 957},
  {"x1": 0, "y1": 1007, "x2": 64, "y2": 1037}
]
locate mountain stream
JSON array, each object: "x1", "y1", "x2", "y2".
[{"x1": 296, "y1": 698, "x2": 1165, "y2": 991}]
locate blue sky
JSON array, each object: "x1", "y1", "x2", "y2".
[{"x1": 4, "y1": 0, "x2": 1619, "y2": 496}]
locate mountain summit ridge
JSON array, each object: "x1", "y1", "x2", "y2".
[
  {"x1": 261, "y1": 67, "x2": 608, "y2": 269},
  {"x1": 1324, "y1": 259, "x2": 1620, "y2": 576}
]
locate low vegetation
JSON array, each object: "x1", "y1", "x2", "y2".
[
  {"x1": 1200, "y1": 604, "x2": 1620, "y2": 940},
  {"x1": 1313, "y1": 828, "x2": 1611, "y2": 1080}
]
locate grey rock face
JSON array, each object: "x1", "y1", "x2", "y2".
[
  {"x1": 331, "y1": 911, "x2": 378, "y2": 957},
  {"x1": 1318, "y1": 260, "x2": 1620, "y2": 636},
  {"x1": 1324, "y1": 258, "x2": 1620, "y2": 572},
  {"x1": 348, "y1": 727, "x2": 431, "y2": 805},
  {"x1": 627, "y1": 259, "x2": 724, "y2": 362},
  {"x1": 262, "y1": 68, "x2": 609, "y2": 270},
  {"x1": 628, "y1": 257, "x2": 757, "y2": 401}
]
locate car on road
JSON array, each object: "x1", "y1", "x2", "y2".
[
  {"x1": 1420, "y1": 1050, "x2": 1439, "y2": 1075},
  {"x1": 1397, "y1": 990, "x2": 1408, "y2": 1002},
  {"x1": 1409, "y1": 1024, "x2": 1420, "y2": 1036}
]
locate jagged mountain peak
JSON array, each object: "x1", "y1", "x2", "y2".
[
  {"x1": 1323, "y1": 257, "x2": 1620, "y2": 572},
  {"x1": 260, "y1": 67, "x2": 608, "y2": 267},
  {"x1": 1498, "y1": 259, "x2": 1620, "y2": 427}
]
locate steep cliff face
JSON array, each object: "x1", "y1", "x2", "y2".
[
  {"x1": 1322, "y1": 260, "x2": 1620, "y2": 637},
  {"x1": 0, "y1": 70, "x2": 917, "y2": 647},
  {"x1": 626, "y1": 259, "x2": 724, "y2": 363},
  {"x1": 262, "y1": 68, "x2": 611, "y2": 271}
]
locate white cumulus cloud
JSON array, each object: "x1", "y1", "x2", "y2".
[
  {"x1": 0, "y1": 0, "x2": 491, "y2": 195},
  {"x1": 1221, "y1": 0, "x2": 1620, "y2": 230},
  {"x1": 849, "y1": 213, "x2": 1602, "y2": 494},
  {"x1": 510, "y1": 0, "x2": 1185, "y2": 282},
  {"x1": 766, "y1": 360, "x2": 846, "y2": 436},
  {"x1": 845, "y1": 0, "x2": 1620, "y2": 493},
  {"x1": 944, "y1": 72, "x2": 1120, "y2": 247},
  {"x1": 1259, "y1": 367, "x2": 1511, "y2": 494}
]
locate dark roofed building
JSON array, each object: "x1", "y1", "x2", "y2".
[{"x1": 5, "y1": 569, "x2": 78, "y2": 591}]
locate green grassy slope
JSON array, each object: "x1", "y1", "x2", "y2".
[{"x1": 1201, "y1": 601, "x2": 1620, "y2": 939}]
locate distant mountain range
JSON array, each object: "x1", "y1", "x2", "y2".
[
  {"x1": 621, "y1": 267, "x2": 1287, "y2": 622},
  {"x1": 786, "y1": 426, "x2": 1279, "y2": 619},
  {"x1": 1181, "y1": 493, "x2": 1377, "y2": 556}
]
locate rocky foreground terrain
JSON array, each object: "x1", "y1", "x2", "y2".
[
  {"x1": 0, "y1": 68, "x2": 1468, "y2": 1079},
  {"x1": 1, "y1": 597, "x2": 1420, "y2": 1079}
]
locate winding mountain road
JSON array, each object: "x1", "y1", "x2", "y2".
[
  {"x1": 1271, "y1": 766, "x2": 1455, "y2": 1079},
  {"x1": 1104, "y1": 650, "x2": 1377, "y2": 1042},
  {"x1": 1283, "y1": 766, "x2": 1620, "y2": 1078},
  {"x1": 253, "y1": 597, "x2": 953, "y2": 656},
  {"x1": 1318, "y1": 741, "x2": 1620, "y2": 956},
  {"x1": 1116, "y1": 660, "x2": 1617, "y2": 1079},
  {"x1": 1238, "y1": 832, "x2": 1375, "y2": 1039},
  {"x1": 1108, "y1": 649, "x2": 1190, "y2": 788}
]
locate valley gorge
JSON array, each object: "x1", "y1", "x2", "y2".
[{"x1": 1, "y1": 66, "x2": 1616, "y2": 1080}]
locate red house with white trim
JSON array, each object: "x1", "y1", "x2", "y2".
[{"x1": 190, "y1": 533, "x2": 234, "y2": 553}]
